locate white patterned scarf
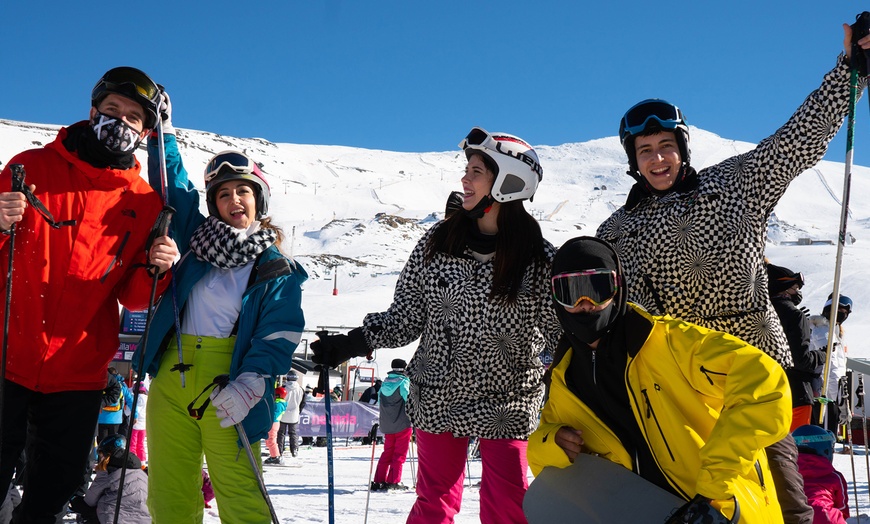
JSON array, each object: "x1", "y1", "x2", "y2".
[{"x1": 189, "y1": 216, "x2": 277, "y2": 269}]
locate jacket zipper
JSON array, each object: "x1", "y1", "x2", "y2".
[
  {"x1": 754, "y1": 460, "x2": 766, "y2": 491},
  {"x1": 591, "y1": 349, "x2": 597, "y2": 385},
  {"x1": 641, "y1": 388, "x2": 676, "y2": 462},
  {"x1": 100, "y1": 231, "x2": 130, "y2": 283},
  {"x1": 625, "y1": 360, "x2": 689, "y2": 500},
  {"x1": 699, "y1": 365, "x2": 727, "y2": 385}
]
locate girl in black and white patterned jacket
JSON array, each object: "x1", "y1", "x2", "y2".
[{"x1": 312, "y1": 127, "x2": 562, "y2": 524}]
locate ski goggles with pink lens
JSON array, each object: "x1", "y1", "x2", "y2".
[
  {"x1": 551, "y1": 269, "x2": 619, "y2": 308},
  {"x1": 204, "y1": 151, "x2": 263, "y2": 184}
]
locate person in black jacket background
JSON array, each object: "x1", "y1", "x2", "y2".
[{"x1": 767, "y1": 262, "x2": 825, "y2": 431}]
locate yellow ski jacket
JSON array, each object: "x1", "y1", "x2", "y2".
[{"x1": 528, "y1": 304, "x2": 791, "y2": 523}]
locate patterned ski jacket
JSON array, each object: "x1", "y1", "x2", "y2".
[
  {"x1": 597, "y1": 55, "x2": 865, "y2": 368},
  {"x1": 0, "y1": 123, "x2": 166, "y2": 393},
  {"x1": 134, "y1": 134, "x2": 307, "y2": 443},
  {"x1": 528, "y1": 304, "x2": 791, "y2": 524},
  {"x1": 363, "y1": 226, "x2": 562, "y2": 440},
  {"x1": 797, "y1": 452, "x2": 849, "y2": 524}
]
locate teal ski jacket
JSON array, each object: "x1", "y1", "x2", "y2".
[{"x1": 134, "y1": 134, "x2": 307, "y2": 443}]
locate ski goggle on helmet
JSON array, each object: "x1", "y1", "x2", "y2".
[
  {"x1": 618, "y1": 99, "x2": 688, "y2": 145},
  {"x1": 551, "y1": 269, "x2": 620, "y2": 309},
  {"x1": 459, "y1": 127, "x2": 543, "y2": 202},
  {"x1": 203, "y1": 151, "x2": 271, "y2": 219},
  {"x1": 91, "y1": 66, "x2": 161, "y2": 130}
]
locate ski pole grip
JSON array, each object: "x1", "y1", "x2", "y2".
[
  {"x1": 851, "y1": 12, "x2": 870, "y2": 76},
  {"x1": 9, "y1": 165, "x2": 25, "y2": 193},
  {"x1": 145, "y1": 205, "x2": 176, "y2": 274}
]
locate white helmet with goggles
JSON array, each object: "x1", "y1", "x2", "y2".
[
  {"x1": 203, "y1": 150, "x2": 271, "y2": 219},
  {"x1": 459, "y1": 127, "x2": 543, "y2": 202}
]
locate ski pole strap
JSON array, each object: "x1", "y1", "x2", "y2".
[
  {"x1": 3, "y1": 165, "x2": 74, "y2": 232},
  {"x1": 22, "y1": 185, "x2": 75, "y2": 229},
  {"x1": 186, "y1": 374, "x2": 230, "y2": 420}
]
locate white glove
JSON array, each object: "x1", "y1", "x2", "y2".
[
  {"x1": 209, "y1": 372, "x2": 266, "y2": 428},
  {"x1": 158, "y1": 90, "x2": 175, "y2": 135}
]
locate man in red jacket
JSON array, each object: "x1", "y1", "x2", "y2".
[{"x1": 0, "y1": 66, "x2": 178, "y2": 524}]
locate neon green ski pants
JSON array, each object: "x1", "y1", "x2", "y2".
[{"x1": 146, "y1": 334, "x2": 271, "y2": 523}]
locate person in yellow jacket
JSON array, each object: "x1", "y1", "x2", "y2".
[{"x1": 527, "y1": 236, "x2": 792, "y2": 523}]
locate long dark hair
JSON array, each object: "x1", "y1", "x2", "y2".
[{"x1": 424, "y1": 201, "x2": 546, "y2": 304}]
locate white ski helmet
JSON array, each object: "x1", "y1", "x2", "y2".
[
  {"x1": 459, "y1": 127, "x2": 543, "y2": 202},
  {"x1": 203, "y1": 150, "x2": 271, "y2": 219}
]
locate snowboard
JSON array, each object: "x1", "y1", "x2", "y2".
[{"x1": 523, "y1": 453, "x2": 685, "y2": 523}]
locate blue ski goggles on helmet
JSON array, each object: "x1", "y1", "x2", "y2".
[
  {"x1": 204, "y1": 151, "x2": 263, "y2": 184},
  {"x1": 619, "y1": 100, "x2": 686, "y2": 143},
  {"x1": 551, "y1": 269, "x2": 619, "y2": 308}
]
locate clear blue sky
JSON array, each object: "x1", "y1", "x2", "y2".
[{"x1": 1, "y1": 2, "x2": 866, "y2": 163}]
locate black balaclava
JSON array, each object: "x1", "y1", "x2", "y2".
[{"x1": 551, "y1": 236, "x2": 627, "y2": 345}]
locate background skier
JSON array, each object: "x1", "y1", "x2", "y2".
[{"x1": 370, "y1": 359, "x2": 412, "y2": 492}]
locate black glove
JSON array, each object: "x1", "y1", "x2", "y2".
[
  {"x1": 310, "y1": 327, "x2": 371, "y2": 368},
  {"x1": 851, "y1": 12, "x2": 870, "y2": 76},
  {"x1": 665, "y1": 494, "x2": 738, "y2": 524}
]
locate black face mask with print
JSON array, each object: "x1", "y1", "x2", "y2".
[
  {"x1": 790, "y1": 289, "x2": 803, "y2": 306},
  {"x1": 91, "y1": 111, "x2": 143, "y2": 154}
]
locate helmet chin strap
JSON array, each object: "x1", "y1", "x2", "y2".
[{"x1": 463, "y1": 195, "x2": 495, "y2": 219}]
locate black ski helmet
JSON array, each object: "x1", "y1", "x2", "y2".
[
  {"x1": 91, "y1": 66, "x2": 161, "y2": 130},
  {"x1": 822, "y1": 292, "x2": 853, "y2": 323},
  {"x1": 203, "y1": 150, "x2": 271, "y2": 219},
  {"x1": 98, "y1": 434, "x2": 127, "y2": 457},
  {"x1": 618, "y1": 99, "x2": 690, "y2": 181}
]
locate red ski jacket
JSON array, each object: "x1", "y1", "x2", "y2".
[{"x1": 0, "y1": 123, "x2": 168, "y2": 393}]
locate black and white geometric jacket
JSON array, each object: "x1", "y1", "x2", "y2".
[
  {"x1": 362, "y1": 226, "x2": 562, "y2": 440},
  {"x1": 597, "y1": 55, "x2": 865, "y2": 369}
]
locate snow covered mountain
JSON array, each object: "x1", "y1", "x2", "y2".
[{"x1": 2, "y1": 118, "x2": 870, "y2": 378}]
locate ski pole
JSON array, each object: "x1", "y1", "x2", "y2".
[
  {"x1": 317, "y1": 363, "x2": 336, "y2": 524},
  {"x1": 860, "y1": 374, "x2": 869, "y2": 487},
  {"x1": 147, "y1": 91, "x2": 190, "y2": 389},
  {"x1": 211, "y1": 374, "x2": 280, "y2": 524},
  {"x1": 112, "y1": 204, "x2": 175, "y2": 524},
  {"x1": 408, "y1": 431, "x2": 417, "y2": 489},
  {"x1": 843, "y1": 390, "x2": 860, "y2": 520},
  {"x1": 0, "y1": 164, "x2": 26, "y2": 458},
  {"x1": 819, "y1": 63, "x2": 860, "y2": 425},
  {"x1": 363, "y1": 422, "x2": 379, "y2": 524}
]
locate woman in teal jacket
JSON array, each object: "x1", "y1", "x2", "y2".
[{"x1": 135, "y1": 92, "x2": 307, "y2": 523}]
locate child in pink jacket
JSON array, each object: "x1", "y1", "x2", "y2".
[{"x1": 793, "y1": 425, "x2": 849, "y2": 524}]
